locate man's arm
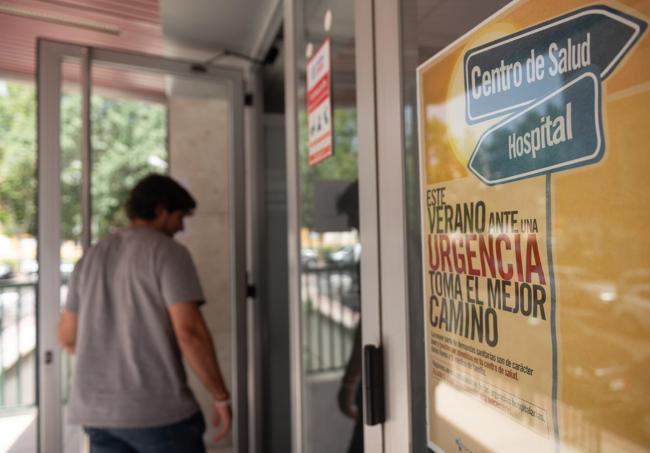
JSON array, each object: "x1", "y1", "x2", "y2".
[
  {"x1": 338, "y1": 325, "x2": 362, "y2": 417},
  {"x1": 168, "y1": 301, "x2": 231, "y2": 441},
  {"x1": 57, "y1": 310, "x2": 78, "y2": 354}
]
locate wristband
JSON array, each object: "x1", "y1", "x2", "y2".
[{"x1": 214, "y1": 398, "x2": 231, "y2": 406}]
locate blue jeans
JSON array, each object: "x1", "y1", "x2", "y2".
[{"x1": 84, "y1": 411, "x2": 206, "y2": 453}]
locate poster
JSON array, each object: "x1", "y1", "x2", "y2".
[
  {"x1": 418, "y1": 1, "x2": 649, "y2": 451},
  {"x1": 306, "y1": 38, "x2": 333, "y2": 165}
]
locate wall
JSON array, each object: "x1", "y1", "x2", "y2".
[{"x1": 168, "y1": 86, "x2": 233, "y2": 452}]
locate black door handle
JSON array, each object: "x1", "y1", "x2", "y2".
[{"x1": 363, "y1": 344, "x2": 385, "y2": 425}]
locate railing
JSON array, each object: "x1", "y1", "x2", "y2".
[
  {"x1": 1, "y1": 264, "x2": 361, "y2": 391},
  {"x1": 0, "y1": 280, "x2": 37, "y2": 409},
  {"x1": 301, "y1": 263, "x2": 361, "y2": 373},
  {"x1": 0, "y1": 278, "x2": 74, "y2": 412}
]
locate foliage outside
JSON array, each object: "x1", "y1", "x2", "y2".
[
  {"x1": 0, "y1": 81, "x2": 167, "y2": 243},
  {"x1": 299, "y1": 108, "x2": 358, "y2": 229}
]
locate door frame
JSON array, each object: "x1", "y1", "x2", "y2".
[
  {"x1": 369, "y1": 0, "x2": 412, "y2": 450},
  {"x1": 284, "y1": 0, "x2": 412, "y2": 451},
  {"x1": 282, "y1": 0, "x2": 303, "y2": 451},
  {"x1": 354, "y1": 0, "x2": 386, "y2": 452},
  {"x1": 36, "y1": 39, "x2": 249, "y2": 453}
]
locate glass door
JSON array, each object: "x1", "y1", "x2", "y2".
[
  {"x1": 374, "y1": 0, "x2": 650, "y2": 451},
  {"x1": 296, "y1": 3, "x2": 365, "y2": 451},
  {"x1": 285, "y1": 0, "x2": 385, "y2": 451},
  {"x1": 37, "y1": 40, "x2": 248, "y2": 453}
]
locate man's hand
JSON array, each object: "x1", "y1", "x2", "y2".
[
  {"x1": 57, "y1": 310, "x2": 78, "y2": 353},
  {"x1": 213, "y1": 400, "x2": 232, "y2": 442},
  {"x1": 337, "y1": 381, "x2": 358, "y2": 418}
]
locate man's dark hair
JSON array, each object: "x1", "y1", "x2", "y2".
[{"x1": 125, "y1": 174, "x2": 197, "y2": 220}]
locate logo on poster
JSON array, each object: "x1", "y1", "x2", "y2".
[{"x1": 463, "y1": 6, "x2": 646, "y2": 184}]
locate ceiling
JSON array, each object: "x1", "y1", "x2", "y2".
[
  {"x1": 160, "y1": 0, "x2": 281, "y2": 60},
  {"x1": 0, "y1": 0, "x2": 280, "y2": 97},
  {"x1": 0, "y1": 0, "x2": 164, "y2": 76}
]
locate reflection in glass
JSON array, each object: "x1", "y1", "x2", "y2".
[{"x1": 296, "y1": 0, "x2": 362, "y2": 450}]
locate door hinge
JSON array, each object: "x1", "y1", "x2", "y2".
[
  {"x1": 244, "y1": 92, "x2": 254, "y2": 106},
  {"x1": 363, "y1": 345, "x2": 385, "y2": 425}
]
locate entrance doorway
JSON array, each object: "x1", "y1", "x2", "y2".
[{"x1": 32, "y1": 40, "x2": 248, "y2": 453}]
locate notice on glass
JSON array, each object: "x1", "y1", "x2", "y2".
[
  {"x1": 306, "y1": 38, "x2": 333, "y2": 166},
  {"x1": 418, "y1": 2, "x2": 647, "y2": 452}
]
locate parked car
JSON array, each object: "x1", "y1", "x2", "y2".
[
  {"x1": 60, "y1": 262, "x2": 75, "y2": 280},
  {"x1": 301, "y1": 248, "x2": 319, "y2": 269},
  {"x1": 326, "y1": 244, "x2": 361, "y2": 266},
  {"x1": 0, "y1": 264, "x2": 14, "y2": 280},
  {"x1": 14, "y1": 260, "x2": 75, "y2": 281}
]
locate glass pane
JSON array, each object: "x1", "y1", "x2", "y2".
[
  {"x1": 80, "y1": 62, "x2": 231, "y2": 449},
  {"x1": 0, "y1": 79, "x2": 38, "y2": 452},
  {"x1": 402, "y1": 0, "x2": 650, "y2": 452},
  {"x1": 296, "y1": 2, "x2": 362, "y2": 452},
  {"x1": 60, "y1": 59, "x2": 170, "y2": 453}
]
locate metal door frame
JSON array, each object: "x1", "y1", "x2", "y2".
[
  {"x1": 282, "y1": 0, "x2": 303, "y2": 451},
  {"x1": 36, "y1": 39, "x2": 248, "y2": 453},
  {"x1": 354, "y1": 1, "x2": 386, "y2": 452},
  {"x1": 283, "y1": 0, "x2": 398, "y2": 450},
  {"x1": 357, "y1": 0, "x2": 413, "y2": 450},
  {"x1": 370, "y1": 0, "x2": 412, "y2": 450}
]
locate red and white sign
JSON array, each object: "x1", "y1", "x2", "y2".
[{"x1": 306, "y1": 38, "x2": 333, "y2": 165}]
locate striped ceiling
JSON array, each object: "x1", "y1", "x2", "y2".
[{"x1": 0, "y1": 0, "x2": 166, "y2": 99}]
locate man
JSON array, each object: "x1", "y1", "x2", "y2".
[{"x1": 58, "y1": 174, "x2": 231, "y2": 452}]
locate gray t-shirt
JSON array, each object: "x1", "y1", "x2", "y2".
[{"x1": 66, "y1": 228, "x2": 205, "y2": 428}]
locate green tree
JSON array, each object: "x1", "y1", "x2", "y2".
[
  {"x1": 0, "y1": 81, "x2": 167, "y2": 242},
  {"x1": 0, "y1": 82, "x2": 37, "y2": 236},
  {"x1": 90, "y1": 95, "x2": 166, "y2": 239}
]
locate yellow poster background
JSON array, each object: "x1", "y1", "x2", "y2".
[{"x1": 418, "y1": 0, "x2": 650, "y2": 451}]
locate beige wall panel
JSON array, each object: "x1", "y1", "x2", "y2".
[{"x1": 169, "y1": 94, "x2": 233, "y2": 452}]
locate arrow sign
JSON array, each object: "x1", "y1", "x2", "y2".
[
  {"x1": 468, "y1": 70, "x2": 604, "y2": 185},
  {"x1": 464, "y1": 5, "x2": 646, "y2": 124}
]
